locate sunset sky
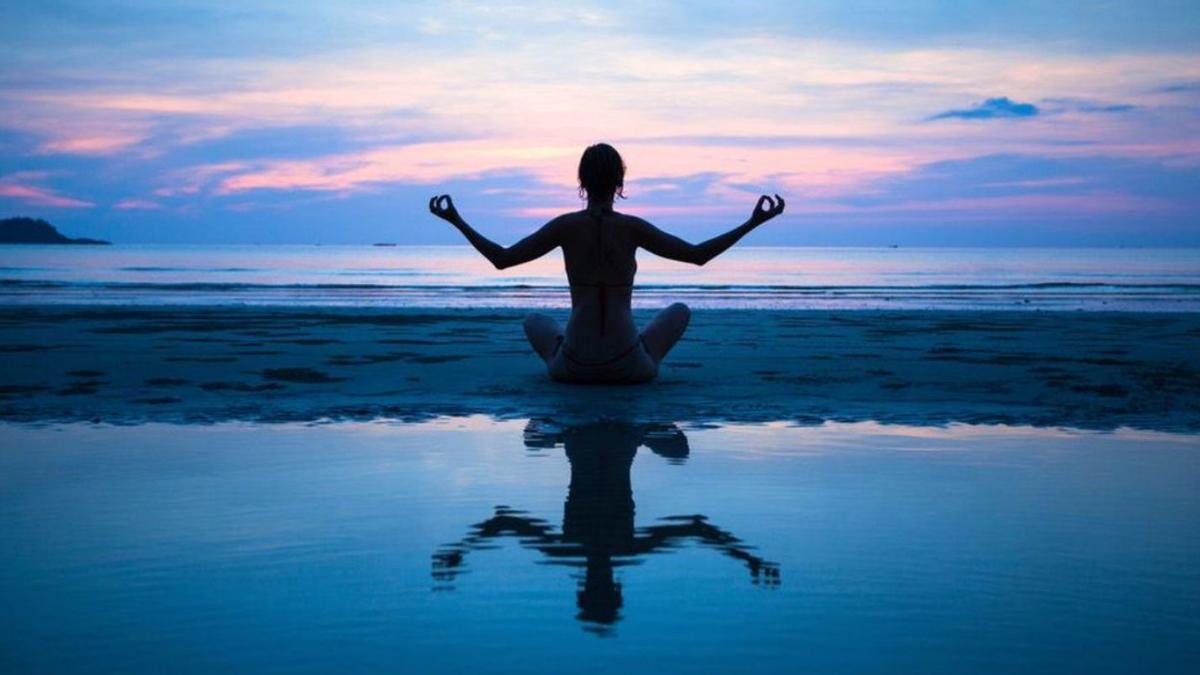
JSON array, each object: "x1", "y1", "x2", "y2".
[{"x1": 1, "y1": 1, "x2": 1198, "y2": 245}]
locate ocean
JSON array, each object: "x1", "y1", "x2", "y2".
[{"x1": 3, "y1": 244, "x2": 1199, "y2": 311}]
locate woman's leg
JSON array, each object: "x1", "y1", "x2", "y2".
[
  {"x1": 523, "y1": 313, "x2": 562, "y2": 365},
  {"x1": 640, "y1": 302, "x2": 691, "y2": 364}
]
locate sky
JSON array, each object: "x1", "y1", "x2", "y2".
[{"x1": 1, "y1": 0, "x2": 1198, "y2": 246}]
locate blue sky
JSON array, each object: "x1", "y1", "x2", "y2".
[{"x1": 1, "y1": 1, "x2": 1198, "y2": 245}]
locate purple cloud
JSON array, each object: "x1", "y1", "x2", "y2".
[{"x1": 928, "y1": 97, "x2": 1039, "y2": 121}]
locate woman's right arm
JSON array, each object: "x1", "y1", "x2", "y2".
[
  {"x1": 430, "y1": 194, "x2": 562, "y2": 270},
  {"x1": 633, "y1": 194, "x2": 785, "y2": 266}
]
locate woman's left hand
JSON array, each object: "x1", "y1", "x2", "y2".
[
  {"x1": 429, "y1": 194, "x2": 462, "y2": 225},
  {"x1": 748, "y1": 194, "x2": 785, "y2": 226}
]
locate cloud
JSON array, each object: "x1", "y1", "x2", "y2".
[
  {"x1": 833, "y1": 192, "x2": 1175, "y2": 218},
  {"x1": 153, "y1": 162, "x2": 250, "y2": 197},
  {"x1": 927, "y1": 96, "x2": 1136, "y2": 124},
  {"x1": 831, "y1": 153, "x2": 1199, "y2": 226},
  {"x1": 1158, "y1": 81, "x2": 1200, "y2": 94},
  {"x1": 113, "y1": 198, "x2": 161, "y2": 210},
  {"x1": 0, "y1": 173, "x2": 94, "y2": 208},
  {"x1": 38, "y1": 133, "x2": 146, "y2": 155},
  {"x1": 196, "y1": 139, "x2": 916, "y2": 207},
  {"x1": 1074, "y1": 103, "x2": 1136, "y2": 113},
  {"x1": 1041, "y1": 98, "x2": 1136, "y2": 114},
  {"x1": 928, "y1": 97, "x2": 1039, "y2": 121}
]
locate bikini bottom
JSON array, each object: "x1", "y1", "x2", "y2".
[{"x1": 547, "y1": 336, "x2": 658, "y2": 384}]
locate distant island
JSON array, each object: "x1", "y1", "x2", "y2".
[{"x1": 0, "y1": 217, "x2": 110, "y2": 245}]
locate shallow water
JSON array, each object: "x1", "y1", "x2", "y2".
[
  {"x1": 3, "y1": 244, "x2": 1199, "y2": 310},
  {"x1": 2, "y1": 419, "x2": 1198, "y2": 673}
]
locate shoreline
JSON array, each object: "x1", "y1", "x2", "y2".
[
  {"x1": 5, "y1": 244, "x2": 1200, "y2": 312},
  {"x1": 1, "y1": 305, "x2": 1198, "y2": 430}
]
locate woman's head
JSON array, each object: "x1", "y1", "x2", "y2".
[{"x1": 578, "y1": 143, "x2": 625, "y2": 203}]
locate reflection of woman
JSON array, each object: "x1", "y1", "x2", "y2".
[
  {"x1": 430, "y1": 143, "x2": 785, "y2": 383},
  {"x1": 432, "y1": 421, "x2": 779, "y2": 632}
]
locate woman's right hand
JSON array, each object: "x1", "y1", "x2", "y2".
[
  {"x1": 429, "y1": 194, "x2": 462, "y2": 225},
  {"x1": 748, "y1": 194, "x2": 785, "y2": 226}
]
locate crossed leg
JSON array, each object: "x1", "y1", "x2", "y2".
[
  {"x1": 524, "y1": 303, "x2": 690, "y2": 368},
  {"x1": 640, "y1": 302, "x2": 691, "y2": 364},
  {"x1": 523, "y1": 313, "x2": 563, "y2": 365}
]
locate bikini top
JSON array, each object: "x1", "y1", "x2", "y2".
[{"x1": 569, "y1": 207, "x2": 632, "y2": 336}]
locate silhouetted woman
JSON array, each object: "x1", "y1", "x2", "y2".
[{"x1": 430, "y1": 142, "x2": 784, "y2": 383}]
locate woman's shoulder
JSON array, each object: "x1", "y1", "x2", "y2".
[
  {"x1": 554, "y1": 210, "x2": 592, "y2": 223},
  {"x1": 613, "y1": 211, "x2": 653, "y2": 232},
  {"x1": 557, "y1": 208, "x2": 650, "y2": 231},
  {"x1": 592, "y1": 208, "x2": 647, "y2": 225}
]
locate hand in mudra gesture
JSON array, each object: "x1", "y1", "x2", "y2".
[
  {"x1": 748, "y1": 194, "x2": 785, "y2": 226},
  {"x1": 429, "y1": 194, "x2": 462, "y2": 225}
]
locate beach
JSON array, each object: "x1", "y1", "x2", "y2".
[{"x1": 2, "y1": 306, "x2": 1197, "y2": 430}]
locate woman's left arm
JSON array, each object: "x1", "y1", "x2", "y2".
[{"x1": 430, "y1": 194, "x2": 562, "y2": 270}]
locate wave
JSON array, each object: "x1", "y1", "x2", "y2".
[
  {"x1": 3, "y1": 278, "x2": 1199, "y2": 292},
  {"x1": 3, "y1": 278, "x2": 1198, "y2": 311}
]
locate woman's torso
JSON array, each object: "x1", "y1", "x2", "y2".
[{"x1": 558, "y1": 207, "x2": 639, "y2": 360}]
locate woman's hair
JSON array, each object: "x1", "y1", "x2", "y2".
[{"x1": 578, "y1": 143, "x2": 626, "y2": 202}]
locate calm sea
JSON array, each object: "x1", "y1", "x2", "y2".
[{"x1": 2, "y1": 244, "x2": 1198, "y2": 311}]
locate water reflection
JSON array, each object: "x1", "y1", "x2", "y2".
[{"x1": 433, "y1": 420, "x2": 779, "y2": 634}]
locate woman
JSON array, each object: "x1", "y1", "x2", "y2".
[{"x1": 430, "y1": 142, "x2": 784, "y2": 383}]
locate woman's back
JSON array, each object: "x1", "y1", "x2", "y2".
[{"x1": 559, "y1": 208, "x2": 640, "y2": 360}]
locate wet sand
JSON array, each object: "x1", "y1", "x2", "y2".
[{"x1": 1, "y1": 306, "x2": 1197, "y2": 429}]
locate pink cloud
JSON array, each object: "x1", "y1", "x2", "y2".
[
  {"x1": 38, "y1": 133, "x2": 144, "y2": 156},
  {"x1": 113, "y1": 198, "x2": 162, "y2": 210},
  {"x1": 2, "y1": 36, "x2": 1196, "y2": 177},
  {"x1": 155, "y1": 162, "x2": 251, "y2": 197},
  {"x1": 208, "y1": 141, "x2": 557, "y2": 195},
  {"x1": 511, "y1": 203, "x2": 746, "y2": 219},
  {"x1": 513, "y1": 189, "x2": 1174, "y2": 224},
  {"x1": 0, "y1": 175, "x2": 94, "y2": 208},
  {"x1": 201, "y1": 138, "x2": 918, "y2": 204}
]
